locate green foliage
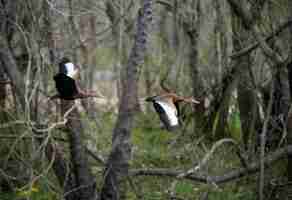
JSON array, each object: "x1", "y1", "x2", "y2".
[
  {"x1": 0, "y1": 180, "x2": 59, "y2": 200},
  {"x1": 207, "y1": 186, "x2": 256, "y2": 200},
  {"x1": 14, "y1": 179, "x2": 59, "y2": 200},
  {"x1": 132, "y1": 113, "x2": 173, "y2": 167},
  {"x1": 0, "y1": 193, "x2": 17, "y2": 200},
  {"x1": 212, "y1": 104, "x2": 242, "y2": 141},
  {"x1": 227, "y1": 110, "x2": 242, "y2": 142},
  {"x1": 175, "y1": 181, "x2": 195, "y2": 196},
  {"x1": 126, "y1": 112, "x2": 258, "y2": 200}
]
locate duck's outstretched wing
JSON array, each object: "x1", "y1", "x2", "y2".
[{"x1": 152, "y1": 100, "x2": 179, "y2": 132}]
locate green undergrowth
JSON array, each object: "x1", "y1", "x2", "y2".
[
  {"x1": 0, "y1": 111, "x2": 280, "y2": 200},
  {"x1": 0, "y1": 178, "x2": 59, "y2": 200},
  {"x1": 126, "y1": 113, "x2": 258, "y2": 199}
]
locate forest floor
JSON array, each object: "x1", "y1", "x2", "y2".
[{"x1": 0, "y1": 110, "x2": 285, "y2": 200}]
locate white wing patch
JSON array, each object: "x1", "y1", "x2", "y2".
[
  {"x1": 156, "y1": 100, "x2": 178, "y2": 126},
  {"x1": 64, "y1": 62, "x2": 78, "y2": 78}
]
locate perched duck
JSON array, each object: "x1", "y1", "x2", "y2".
[
  {"x1": 146, "y1": 93, "x2": 199, "y2": 131},
  {"x1": 51, "y1": 57, "x2": 97, "y2": 100}
]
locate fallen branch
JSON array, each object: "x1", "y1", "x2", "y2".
[
  {"x1": 177, "y1": 138, "x2": 238, "y2": 178},
  {"x1": 130, "y1": 145, "x2": 292, "y2": 184}
]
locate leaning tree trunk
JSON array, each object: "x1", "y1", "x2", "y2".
[{"x1": 100, "y1": 1, "x2": 153, "y2": 199}]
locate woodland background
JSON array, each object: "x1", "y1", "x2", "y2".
[{"x1": 0, "y1": 0, "x2": 292, "y2": 199}]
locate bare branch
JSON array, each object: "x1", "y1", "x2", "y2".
[
  {"x1": 131, "y1": 145, "x2": 292, "y2": 184},
  {"x1": 230, "y1": 20, "x2": 292, "y2": 59},
  {"x1": 227, "y1": 0, "x2": 284, "y2": 65},
  {"x1": 177, "y1": 138, "x2": 238, "y2": 178}
]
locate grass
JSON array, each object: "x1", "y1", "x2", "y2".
[{"x1": 0, "y1": 110, "x2": 276, "y2": 200}]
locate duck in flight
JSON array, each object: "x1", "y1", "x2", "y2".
[
  {"x1": 146, "y1": 92, "x2": 199, "y2": 131},
  {"x1": 51, "y1": 57, "x2": 98, "y2": 100}
]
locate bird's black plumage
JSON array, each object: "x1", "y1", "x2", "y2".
[{"x1": 53, "y1": 73, "x2": 78, "y2": 100}]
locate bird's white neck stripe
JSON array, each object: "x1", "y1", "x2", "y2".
[{"x1": 64, "y1": 62, "x2": 77, "y2": 78}]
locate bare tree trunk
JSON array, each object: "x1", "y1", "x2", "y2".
[
  {"x1": 41, "y1": 135, "x2": 78, "y2": 200},
  {"x1": 79, "y1": 11, "x2": 99, "y2": 118},
  {"x1": 100, "y1": 1, "x2": 153, "y2": 199},
  {"x1": 287, "y1": 64, "x2": 292, "y2": 199},
  {"x1": 213, "y1": 72, "x2": 237, "y2": 139},
  {"x1": 0, "y1": 0, "x2": 24, "y2": 108},
  {"x1": 61, "y1": 100, "x2": 97, "y2": 200},
  {"x1": 0, "y1": 39, "x2": 26, "y2": 110},
  {"x1": 226, "y1": 1, "x2": 287, "y2": 199},
  {"x1": 211, "y1": 0, "x2": 237, "y2": 140},
  {"x1": 232, "y1": 10, "x2": 260, "y2": 150},
  {"x1": 106, "y1": 0, "x2": 131, "y2": 101},
  {"x1": 214, "y1": 0, "x2": 232, "y2": 84},
  {"x1": 185, "y1": 1, "x2": 204, "y2": 130},
  {"x1": 0, "y1": 67, "x2": 7, "y2": 108},
  {"x1": 286, "y1": 1, "x2": 292, "y2": 198}
]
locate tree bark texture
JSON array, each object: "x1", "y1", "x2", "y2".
[
  {"x1": 41, "y1": 136, "x2": 77, "y2": 200},
  {"x1": 231, "y1": 10, "x2": 260, "y2": 150},
  {"x1": 286, "y1": 80, "x2": 292, "y2": 199},
  {"x1": 226, "y1": 1, "x2": 288, "y2": 200},
  {"x1": 100, "y1": 1, "x2": 153, "y2": 199},
  {"x1": 0, "y1": 38, "x2": 26, "y2": 110},
  {"x1": 184, "y1": 0, "x2": 205, "y2": 130},
  {"x1": 61, "y1": 100, "x2": 97, "y2": 200},
  {"x1": 228, "y1": 0, "x2": 289, "y2": 147},
  {"x1": 286, "y1": 1, "x2": 292, "y2": 196},
  {"x1": 0, "y1": 66, "x2": 7, "y2": 108}
]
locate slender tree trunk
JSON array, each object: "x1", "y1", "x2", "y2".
[
  {"x1": 61, "y1": 100, "x2": 97, "y2": 200},
  {"x1": 0, "y1": 39, "x2": 26, "y2": 110},
  {"x1": 106, "y1": 0, "x2": 129, "y2": 101},
  {"x1": 214, "y1": 73, "x2": 237, "y2": 139},
  {"x1": 100, "y1": 1, "x2": 153, "y2": 199},
  {"x1": 214, "y1": 0, "x2": 229, "y2": 84},
  {"x1": 232, "y1": 11, "x2": 259, "y2": 150},
  {"x1": 180, "y1": 0, "x2": 204, "y2": 131},
  {"x1": 286, "y1": 1, "x2": 292, "y2": 198},
  {"x1": 212, "y1": 0, "x2": 233, "y2": 139},
  {"x1": 226, "y1": 1, "x2": 287, "y2": 199},
  {"x1": 40, "y1": 135, "x2": 77, "y2": 200},
  {"x1": 287, "y1": 63, "x2": 292, "y2": 199},
  {"x1": 79, "y1": 12, "x2": 99, "y2": 118},
  {"x1": 0, "y1": 67, "x2": 7, "y2": 109}
]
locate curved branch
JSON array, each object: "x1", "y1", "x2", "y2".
[
  {"x1": 230, "y1": 20, "x2": 292, "y2": 59},
  {"x1": 130, "y1": 145, "x2": 292, "y2": 184}
]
